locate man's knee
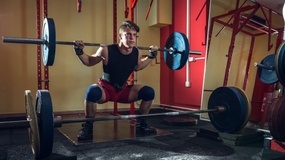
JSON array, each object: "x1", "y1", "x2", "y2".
[
  {"x1": 85, "y1": 85, "x2": 102, "y2": 103},
  {"x1": 138, "y1": 86, "x2": 155, "y2": 101}
]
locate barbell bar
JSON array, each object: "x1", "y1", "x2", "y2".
[
  {"x1": 2, "y1": 36, "x2": 177, "y2": 53},
  {"x1": 2, "y1": 17, "x2": 192, "y2": 70},
  {"x1": 53, "y1": 108, "x2": 219, "y2": 127},
  {"x1": 0, "y1": 86, "x2": 251, "y2": 159},
  {"x1": 254, "y1": 62, "x2": 274, "y2": 70},
  {"x1": 0, "y1": 107, "x2": 219, "y2": 129},
  {"x1": 4, "y1": 37, "x2": 201, "y2": 55}
]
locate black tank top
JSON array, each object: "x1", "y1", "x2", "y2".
[{"x1": 103, "y1": 44, "x2": 138, "y2": 87}]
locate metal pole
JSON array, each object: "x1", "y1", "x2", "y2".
[
  {"x1": 0, "y1": 120, "x2": 30, "y2": 129},
  {"x1": 56, "y1": 41, "x2": 103, "y2": 46},
  {"x1": 60, "y1": 108, "x2": 218, "y2": 124},
  {"x1": 254, "y1": 62, "x2": 274, "y2": 70},
  {"x1": 2, "y1": 36, "x2": 45, "y2": 45},
  {"x1": 2, "y1": 36, "x2": 200, "y2": 54},
  {"x1": 0, "y1": 108, "x2": 221, "y2": 129}
]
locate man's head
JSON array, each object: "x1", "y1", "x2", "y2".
[
  {"x1": 118, "y1": 20, "x2": 140, "y2": 48},
  {"x1": 119, "y1": 20, "x2": 140, "y2": 33}
]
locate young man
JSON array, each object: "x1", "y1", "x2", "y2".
[{"x1": 74, "y1": 20, "x2": 159, "y2": 141}]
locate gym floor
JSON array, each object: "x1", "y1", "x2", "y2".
[{"x1": 1, "y1": 109, "x2": 285, "y2": 160}]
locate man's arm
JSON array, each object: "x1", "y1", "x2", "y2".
[
  {"x1": 135, "y1": 46, "x2": 158, "y2": 71},
  {"x1": 74, "y1": 41, "x2": 106, "y2": 66}
]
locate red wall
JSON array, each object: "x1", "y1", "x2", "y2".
[{"x1": 160, "y1": 0, "x2": 208, "y2": 109}]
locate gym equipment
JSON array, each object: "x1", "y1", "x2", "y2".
[
  {"x1": 2, "y1": 17, "x2": 191, "y2": 70},
  {"x1": 254, "y1": 54, "x2": 277, "y2": 84},
  {"x1": 268, "y1": 96, "x2": 285, "y2": 142},
  {"x1": 0, "y1": 86, "x2": 251, "y2": 158},
  {"x1": 276, "y1": 42, "x2": 285, "y2": 86},
  {"x1": 254, "y1": 44, "x2": 285, "y2": 85}
]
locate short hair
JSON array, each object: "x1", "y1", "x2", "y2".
[{"x1": 119, "y1": 20, "x2": 140, "y2": 33}]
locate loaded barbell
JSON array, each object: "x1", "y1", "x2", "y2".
[
  {"x1": 0, "y1": 86, "x2": 251, "y2": 159},
  {"x1": 254, "y1": 42, "x2": 285, "y2": 85},
  {"x1": 2, "y1": 18, "x2": 199, "y2": 70},
  {"x1": 254, "y1": 54, "x2": 278, "y2": 84}
]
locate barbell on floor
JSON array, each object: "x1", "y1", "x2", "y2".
[
  {"x1": 2, "y1": 17, "x2": 199, "y2": 70},
  {"x1": 0, "y1": 86, "x2": 251, "y2": 159}
]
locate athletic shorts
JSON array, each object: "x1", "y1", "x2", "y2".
[{"x1": 98, "y1": 79, "x2": 132, "y2": 103}]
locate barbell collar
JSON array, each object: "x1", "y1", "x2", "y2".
[
  {"x1": 2, "y1": 36, "x2": 46, "y2": 45},
  {"x1": 254, "y1": 62, "x2": 274, "y2": 70}
]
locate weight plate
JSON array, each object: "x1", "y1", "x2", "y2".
[
  {"x1": 268, "y1": 96, "x2": 285, "y2": 142},
  {"x1": 276, "y1": 42, "x2": 285, "y2": 86},
  {"x1": 36, "y1": 90, "x2": 54, "y2": 158},
  {"x1": 42, "y1": 18, "x2": 56, "y2": 66},
  {"x1": 208, "y1": 86, "x2": 247, "y2": 133},
  {"x1": 164, "y1": 32, "x2": 190, "y2": 70},
  {"x1": 276, "y1": 96, "x2": 285, "y2": 141},
  {"x1": 258, "y1": 54, "x2": 278, "y2": 84},
  {"x1": 277, "y1": 97, "x2": 285, "y2": 141},
  {"x1": 233, "y1": 87, "x2": 251, "y2": 128},
  {"x1": 268, "y1": 98, "x2": 279, "y2": 141},
  {"x1": 25, "y1": 90, "x2": 40, "y2": 158},
  {"x1": 273, "y1": 97, "x2": 283, "y2": 140}
]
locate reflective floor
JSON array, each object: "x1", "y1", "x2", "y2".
[
  {"x1": 58, "y1": 119, "x2": 172, "y2": 145},
  {"x1": 1, "y1": 111, "x2": 285, "y2": 160}
]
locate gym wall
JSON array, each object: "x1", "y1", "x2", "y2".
[
  {"x1": 0, "y1": 0, "x2": 161, "y2": 114},
  {"x1": 160, "y1": 0, "x2": 208, "y2": 110}
]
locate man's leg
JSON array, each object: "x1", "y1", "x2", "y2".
[
  {"x1": 85, "y1": 101, "x2": 97, "y2": 117},
  {"x1": 127, "y1": 85, "x2": 155, "y2": 113},
  {"x1": 127, "y1": 85, "x2": 157, "y2": 133},
  {"x1": 77, "y1": 84, "x2": 106, "y2": 141},
  {"x1": 138, "y1": 100, "x2": 152, "y2": 114}
]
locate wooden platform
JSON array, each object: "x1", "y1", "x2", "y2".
[{"x1": 58, "y1": 119, "x2": 172, "y2": 145}]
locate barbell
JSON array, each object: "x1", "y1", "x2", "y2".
[
  {"x1": 254, "y1": 42, "x2": 285, "y2": 85},
  {"x1": 0, "y1": 86, "x2": 251, "y2": 159},
  {"x1": 2, "y1": 18, "x2": 196, "y2": 70}
]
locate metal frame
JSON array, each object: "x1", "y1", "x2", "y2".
[
  {"x1": 36, "y1": 0, "x2": 49, "y2": 90},
  {"x1": 208, "y1": 0, "x2": 283, "y2": 88}
]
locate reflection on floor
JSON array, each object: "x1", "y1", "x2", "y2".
[{"x1": 57, "y1": 114, "x2": 172, "y2": 145}]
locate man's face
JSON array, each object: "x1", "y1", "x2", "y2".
[{"x1": 119, "y1": 28, "x2": 138, "y2": 48}]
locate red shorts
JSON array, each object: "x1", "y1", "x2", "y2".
[{"x1": 98, "y1": 79, "x2": 132, "y2": 103}]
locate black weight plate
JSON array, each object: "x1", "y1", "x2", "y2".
[
  {"x1": 208, "y1": 86, "x2": 247, "y2": 133},
  {"x1": 268, "y1": 98, "x2": 279, "y2": 141},
  {"x1": 258, "y1": 54, "x2": 278, "y2": 84},
  {"x1": 164, "y1": 32, "x2": 190, "y2": 70},
  {"x1": 276, "y1": 97, "x2": 285, "y2": 141},
  {"x1": 42, "y1": 18, "x2": 56, "y2": 66},
  {"x1": 232, "y1": 87, "x2": 251, "y2": 129},
  {"x1": 36, "y1": 90, "x2": 54, "y2": 158},
  {"x1": 276, "y1": 42, "x2": 285, "y2": 86},
  {"x1": 271, "y1": 96, "x2": 285, "y2": 141}
]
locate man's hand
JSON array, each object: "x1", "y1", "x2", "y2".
[
  {"x1": 73, "y1": 40, "x2": 85, "y2": 55},
  {"x1": 148, "y1": 45, "x2": 158, "y2": 59}
]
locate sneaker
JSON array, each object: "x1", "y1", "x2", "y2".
[
  {"x1": 136, "y1": 118, "x2": 157, "y2": 134},
  {"x1": 77, "y1": 122, "x2": 93, "y2": 141}
]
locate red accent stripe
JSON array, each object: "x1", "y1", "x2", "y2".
[{"x1": 36, "y1": 0, "x2": 42, "y2": 90}]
